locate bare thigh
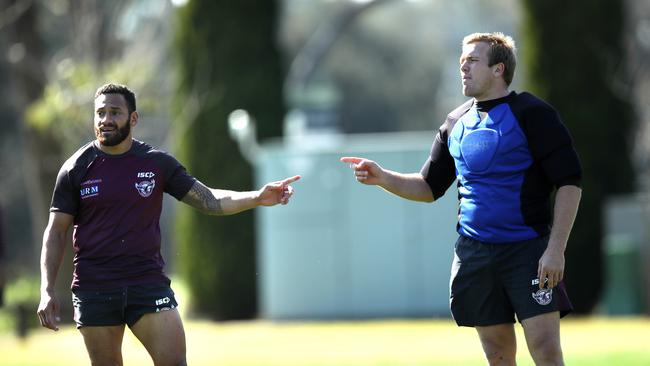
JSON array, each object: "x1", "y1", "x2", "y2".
[
  {"x1": 130, "y1": 308, "x2": 187, "y2": 366},
  {"x1": 79, "y1": 325, "x2": 126, "y2": 366},
  {"x1": 521, "y1": 311, "x2": 564, "y2": 365}
]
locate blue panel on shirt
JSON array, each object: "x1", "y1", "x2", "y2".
[{"x1": 448, "y1": 103, "x2": 536, "y2": 243}]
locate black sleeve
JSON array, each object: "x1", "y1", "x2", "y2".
[
  {"x1": 523, "y1": 103, "x2": 582, "y2": 188},
  {"x1": 420, "y1": 126, "x2": 457, "y2": 200},
  {"x1": 50, "y1": 142, "x2": 97, "y2": 216},
  {"x1": 420, "y1": 101, "x2": 474, "y2": 200},
  {"x1": 50, "y1": 162, "x2": 81, "y2": 215},
  {"x1": 158, "y1": 152, "x2": 197, "y2": 200}
]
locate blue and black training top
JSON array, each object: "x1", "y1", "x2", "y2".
[{"x1": 420, "y1": 91, "x2": 582, "y2": 243}]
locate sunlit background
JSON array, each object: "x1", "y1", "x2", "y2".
[{"x1": 0, "y1": 0, "x2": 649, "y2": 365}]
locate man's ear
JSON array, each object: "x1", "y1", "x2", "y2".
[
  {"x1": 493, "y1": 63, "x2": 505, "y2": 78},
  {"x1": 130, "y1": 111, "x2": 139, "y2": 127}
]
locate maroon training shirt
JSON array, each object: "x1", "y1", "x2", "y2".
[{"x1": 50, "y1": 139, "x2": 196, "y2": 290}]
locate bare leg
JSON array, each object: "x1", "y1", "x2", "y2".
[
  {"x1": 521, "y1": 311, "x2": 564, "y2": 366},
  {"x1": 130, "y1": 309, "x2": 187, "y2": 366},
  {"x1": 79, "y1": 325, "x2": 126, "y2": 366},
  {"x1": 476, "y1": 323, "x2": 517, "y2": 366}
]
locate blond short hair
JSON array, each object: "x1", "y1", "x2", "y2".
[{"x1": 463, "y1": 32, "x2": 517, "y2": 86}]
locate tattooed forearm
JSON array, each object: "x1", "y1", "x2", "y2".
[{"x1": 182, "y1": 181, "x2": 224, "y2": 215}]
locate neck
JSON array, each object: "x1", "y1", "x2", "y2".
[
  {"x1": 474, "y1": 87, "x2": 510, "y2": 102},
  {"x1": 96, "y1": 137, "x2": 133, "y2": 155}
]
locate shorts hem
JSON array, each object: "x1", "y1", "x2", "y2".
[
  {"x1": 517, "y1": 308, "x2": 570, "y2": 323},
  {"x1": 455, "y1": 319, "x2": 516, "y2": 328},
  {"x1": 76, "y1": 321, "x2": 126, "y2": 329}
]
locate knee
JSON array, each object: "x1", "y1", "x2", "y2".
[
  {"x1": 480, "y1": 338, "x2": 517, "y2": 366},
  {"x1": 527, "y1": 336, "x2": 563, "y2": 364},
  {"x1": 88, "y1": 354, "x2": 123, "y2": 366},
  {"x1": 167, "y1": 359, "x2": 186, "y2": 366},
  {"x1": 85, "y1": 346, "x2": 123, "y2": 366},
  {"x1": 152, "y1": 353, "x2": 186, "y2": 366},
  {"x1": 484, "y1": 351, "x2": 516, "y2": 366}
]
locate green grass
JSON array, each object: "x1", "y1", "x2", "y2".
[
  {"x1": 0, "y1": 316, "x2": 648, "y2": 365},
  {"x1": 3, "y1": 278, "x2": 647, "y2": 364}
]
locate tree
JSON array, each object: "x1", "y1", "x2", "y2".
[
  {"x1": 0, "y1": 0, "x2": 178, "y2": 325},
  {"x1": 521, "y1": 0, "x2": 635, "y2": 313},
  {"x1": 173, "y1": 0, "x2": 285, "y2": 320},
  {"x1": 0, "y1": 0, "x2": 50, "y2": 264}
]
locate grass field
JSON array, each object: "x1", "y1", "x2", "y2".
[{"x1": 1, "y1": 316, "x2": 649, "y2": 365}]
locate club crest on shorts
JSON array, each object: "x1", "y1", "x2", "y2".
[
  {"x1": 135, "y1": 179, "x2": 155, "y2": 197},
  {"x1": 532, "y1": 288, "x2": 553, "y2": 305}
]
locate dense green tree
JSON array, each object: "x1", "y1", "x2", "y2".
[
  {"x1": 0, "y1": 0, "x2": 179, "y2": 327},
  {"x1": 0, "y1": 0, "x2": 50, "y2": 262},
  {"x1": 173, "y1": 0, "x2": 285, "y2": 319},
  {"x1": 521, "y1": 0, "x2": 635, "y2": 313}
]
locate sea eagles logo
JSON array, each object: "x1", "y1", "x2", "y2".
[
  {"x1": 135, "y1": 179, "x2": 155, "y2": 197},
  {"x1": 532, "y1": 288, "x2": 553, "y2": 306}
]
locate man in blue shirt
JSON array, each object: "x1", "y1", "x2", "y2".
[{"x1": 342, "y1": 32, "x2": 581, "y2": 366}]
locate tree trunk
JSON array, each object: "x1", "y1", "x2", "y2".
[
  {"x1": 173, "y1": 0, "x2": 285, "y2": 320},
  {"x1": 521, "y1": 0, "x2": 635, "y2": 313}
]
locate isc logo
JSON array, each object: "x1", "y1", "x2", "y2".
[
  {"x1": 155, "y1": 297, "x2": 170, "y2": 306},
  {"x1": 138, "y1": 172, "x2": 155, "y2": 178}
]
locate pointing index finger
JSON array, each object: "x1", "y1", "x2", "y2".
[
  {"x1": 340, "y1": 157, "x2": 363, "y2": 164},
  {"x1": 281, "y1": 175, "x2": 301, "y2": 186}
]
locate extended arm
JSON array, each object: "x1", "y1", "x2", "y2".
[
  {"x1": 37, "y1": 212, "x2": 74, "y2": 331},
  {"x1": 340, "y1": 157, "x2": 434, "y2": 202},
  {"x1": 181, "y1": 175, "x2": 301, "y2": 215},
  {"x1": 537, "y1": 185, "x2": 582, "y2": 289}
]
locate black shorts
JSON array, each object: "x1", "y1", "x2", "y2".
[
  {"x1": 72, "y1": 283, "x2": 179, "y2": 328},
  {"x1": 449, "y1": 235, "x2": 572, "y2": 327}
]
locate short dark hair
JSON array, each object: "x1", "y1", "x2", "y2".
[
  {"x1": 94, "y1": 83, "x2": 137, "y2": 114},
  {"x1": 463, "y1": 32, "x2": 517, "y2": 86}
]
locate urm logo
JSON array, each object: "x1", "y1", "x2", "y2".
[{"x1": 80, "y1": 185, "x2": 99, "y2": 198}]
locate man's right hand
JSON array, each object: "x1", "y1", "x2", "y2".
[
  {"x1": 340, "y1": 156, "x2": 435, "y2": 203},
  {"x1": 340, "y1": 157, "x2": 385, "y2": 186},
  {"x1": 37, "y1": 292, "x2": 61, "y2": 331}
]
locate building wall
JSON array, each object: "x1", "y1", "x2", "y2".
[{"x1": 255, "y1": 132, "x2": 459, "y2": 319}]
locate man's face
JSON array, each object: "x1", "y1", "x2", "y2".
[
  {"x1": 459, "y1": 41, "x2": 500, "y2": 100},
  {"x1": 94, "y1": 93, "x2": 132, "y2": 147}
]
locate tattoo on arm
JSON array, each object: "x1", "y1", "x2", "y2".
[{"x1": 182, "y1": 181, "x2": 223, "y2": 215}]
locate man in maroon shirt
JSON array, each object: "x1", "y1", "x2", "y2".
[{"x1": 37, "y1": 83, "x2": 300, "y2": 365}]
